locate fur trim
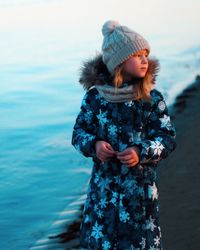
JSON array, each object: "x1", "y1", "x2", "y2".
[{"x1": 79, "y1": 53, "x2": 160, "y2": 90}]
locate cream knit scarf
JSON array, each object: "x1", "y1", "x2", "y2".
[{"x1": 95, "y1": 84, "x2": 138, "y2": 103}]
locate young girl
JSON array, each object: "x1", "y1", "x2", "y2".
[{"x1": 71, "y1": 20, "x2": 176, "y2": 250}]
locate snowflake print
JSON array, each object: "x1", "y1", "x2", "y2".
[
  {"x1": 99, "y1": 198, "x2": 108, "y2": 209},
  {"x1": 124, "y1": 100, "x2": 133, "y2": 107},
  {"x1": 119, "y1": 210, "x2": 130, "y2": 223},
  {"x1": 148, "y1": 182, "x2": 158, "y2": 200},
  {"x1": 97, "y1": 209, "x2": 104, "y2": 219},
  {"x1": 112, "y1": 191, "x2": 118, "y2": 198},
  {"x1": 149, "y1": 246, "x2": 157, "y2": 250},
  {"x1": 150, "y1": 141, "x2": 165, "y2": 157},
  {"x1": 102, "y1": 240, "x2": 111, "y2": 250},
  {"x1": 91, "y1": 221, "x2": 104, "y2": 240},
  {"x1": 98, "y1": 177, "x2": 111, "y2": 192},
  {"x1": 119, "y1": 193, "x2": 125, "y2": 207},
  {"x1": 109, "y1": 191, "x2": 118, "y2": 206},
  {"x1": 110, "y1": 197, "x2": 117, "y2": 206},
  {"x1": 94, "y1": 204, "x2": 99, "y2": 212},
  {"x1": 82, "y1": 138, "x2": 87, "y2": 146},
  {"x1": 145, "y1": 216, "x2": 156, "y2": 231},
  {"x1": 154, "y1": 235, "x2": 160, "y2": 247},
  {"x1": 108, "y1": 124, "x2": 117, "y2": 136},
  {"x1": 121, "y1": 179, "x2": 138, "y2": 195},
  {"x1": 95, "y1": 93, "x2": 102, "y2": 100},
  {"x1": 84, "y1": 110, "x2": 93, "y2": 124},
  {"x1": 97, "y1": 110, "x2": 108, "y2": 127},
  {"x1": 139, "y1": 237, "x2": 146, "y2": 249},
  {"x1": 87, "y1": 134, "x2": 96, "y2": 141},
  {"x1": 100, "y1": 99, "x2": 108, "y2": 106},
  {"x1": 82, "y1": 134, "x2": 96, "y2": 146},
  {"x1": 159, "y1": 114, "x2": 172, "y2": 130},
  {"x1": 94, "y1": 172, "x2": 100, "y2": 184},
  {"x1": 114, "y1": 176, "x2": 121, "y2": 185},
  {"x1": 155, "y1": 136, "x2": 163, "y2": 143}
]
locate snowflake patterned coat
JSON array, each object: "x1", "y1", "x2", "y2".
[{"x1": 71, "y1": 55, "x2": 176, "y2": 250}]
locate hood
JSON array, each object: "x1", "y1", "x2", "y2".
[{"x1": 79, "y1": 54, "x2": 160, "y2": 90}]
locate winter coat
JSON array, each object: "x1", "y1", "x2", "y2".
[{"x1": 71, "y1": 55, "x2": 176, "y2": 250}]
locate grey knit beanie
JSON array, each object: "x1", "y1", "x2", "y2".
[{"x1": 101, "y1": 20, "x2": 151, "y2": 74}]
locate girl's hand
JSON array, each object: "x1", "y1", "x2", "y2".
[
  {"x1": 116, "y1": 146, "x2": 140, "y2": 167},
  {"x1": 95, "y1": 141, "x2": 116, "y2": 163}
]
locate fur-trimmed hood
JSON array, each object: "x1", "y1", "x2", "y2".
[{"x1": 79, "y1": 54, "x2": 160, "y2": 90}]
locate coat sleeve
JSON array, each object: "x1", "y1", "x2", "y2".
[
  {"x1": 71, "y1": 90, "x2": 99, "y2": 158},
  {"x1": 132, "y1": 91, "x2": 177, "y2": 164}
]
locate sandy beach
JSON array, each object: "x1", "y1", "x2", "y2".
[{"x1": 54, "y1": 75, "x2": 200, "y2": 250}]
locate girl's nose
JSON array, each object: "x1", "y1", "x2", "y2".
[{"x1": 141, "y1": 55, "x2": 148, "y2": 64}]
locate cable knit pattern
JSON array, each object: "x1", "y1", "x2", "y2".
[{"x1": 101, "y1": 20, "x2": 151, "y2": 74}]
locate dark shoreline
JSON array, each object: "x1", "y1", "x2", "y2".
[
  {"x1": 158, "y1": 74, "x2": 200, "y2": 250},
  {"x1": 52, "y1": 75, "x2": 200, "y2": 250}
]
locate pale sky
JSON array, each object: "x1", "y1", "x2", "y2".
[
  {"x1": 0, "y1": 0, "x2": 199, "y2": 39},
  {"x1": 0, "y1": 0, "x2": 199, "y2": 63}
]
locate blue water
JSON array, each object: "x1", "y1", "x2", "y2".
[{"x1": 0, "y1": 2, "x2": 200, "y2": 249}]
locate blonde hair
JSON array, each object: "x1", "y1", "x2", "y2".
[{"x1": 112, "y1": 63, "x2": 153, "y2": 102}]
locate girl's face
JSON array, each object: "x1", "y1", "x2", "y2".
[{"x1": 122, "y1": 49, "x2": 149, "y2": 82}]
